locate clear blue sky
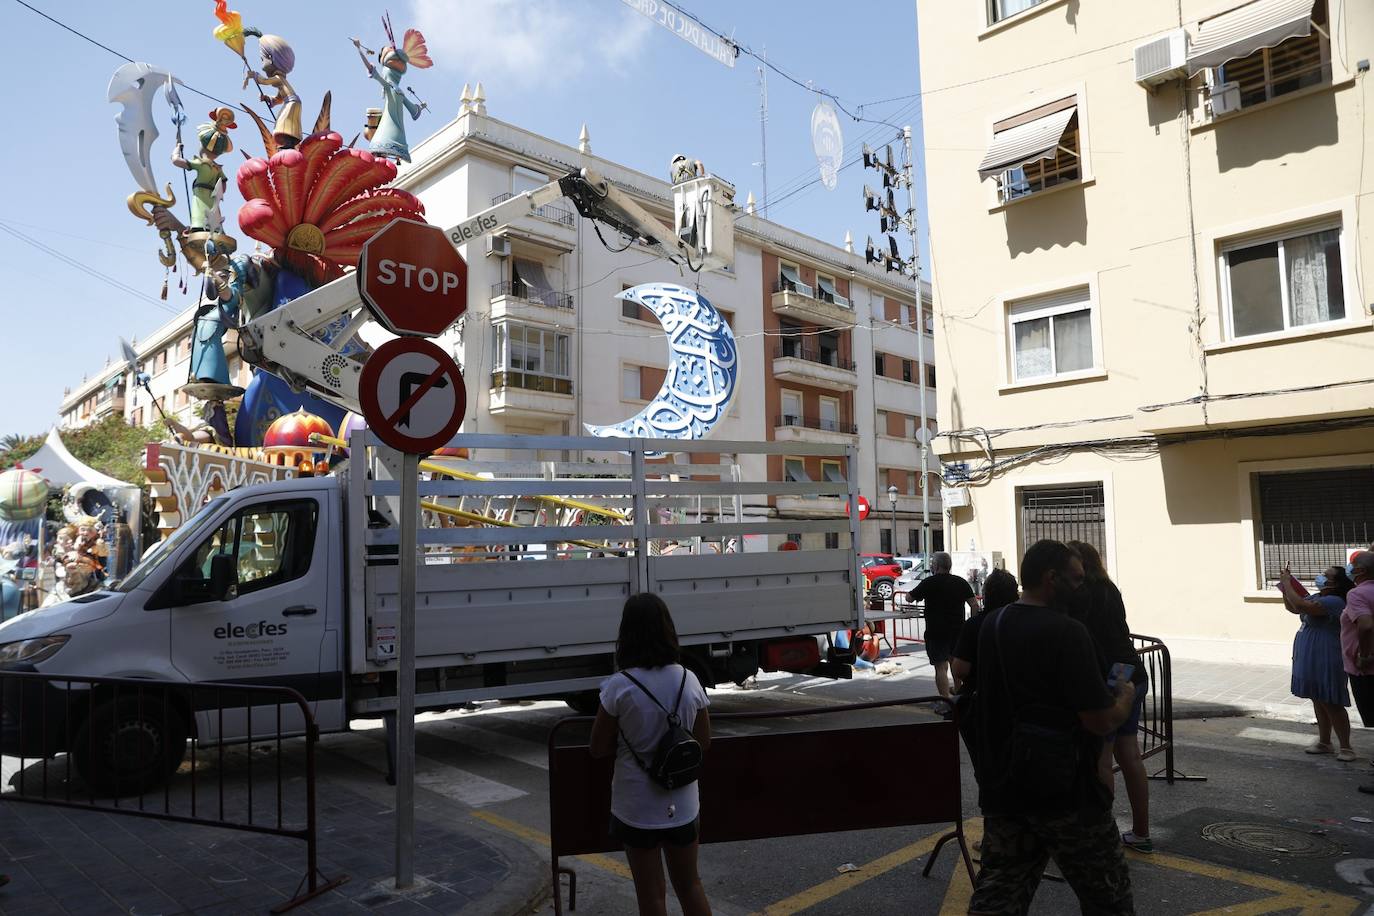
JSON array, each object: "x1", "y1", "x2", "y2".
[{"x1": 0, "y1": 0, "x2": 925, "y2": 437}]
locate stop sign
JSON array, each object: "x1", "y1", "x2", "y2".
[{"x1": 358, "y1": 217, "x2": 468, "y2": 337}]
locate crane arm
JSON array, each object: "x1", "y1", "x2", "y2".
[{"x1": 236, "y1": 165, "x2": 735, "y2": 419}]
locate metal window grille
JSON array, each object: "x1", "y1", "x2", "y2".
[
  {"x1": 1256, "y1": 467, "x2": 1374, "y2": 585},
  {"x1": 1020, "y1": 484, "x2": 1106, "y2": 556},
  {"x1": 880, "y1": 529, "x2": 893, "y2": 555}
]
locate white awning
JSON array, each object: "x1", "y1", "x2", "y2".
[
  {"x1": 977, "y1": 106, "x2": 1077, "y2": 180},
  {"x1": 1187, "y1": 0, "x2": 1316, "y2": 75},
  {"x1": 816, "y1": 275, "x2": 837, "y2": 297},
  {"x1": 780, "y1": 262, "x2": 802, "y2": 284}
]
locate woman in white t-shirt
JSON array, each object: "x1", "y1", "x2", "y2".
[{"x1": 591, "y1": 593, "x2": 712, "y2": 916}]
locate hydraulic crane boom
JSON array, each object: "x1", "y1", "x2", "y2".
[{"x1": 237, "y1": 165, "x2": 735, "y2": 420}]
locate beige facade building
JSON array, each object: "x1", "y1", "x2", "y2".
[{"x1": 918, "y1": 0, "x2": 1372, "y2": 663}]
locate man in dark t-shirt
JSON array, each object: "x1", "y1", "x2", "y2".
[
  {"x1": 969, "y1": 540, "x2": 1137, "y2": 916},
  {"x1": 906, "y1": 552, "x2": 980, "y2": 698}
]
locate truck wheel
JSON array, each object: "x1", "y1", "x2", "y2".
[
  {"x1": 564, "y1": 691, "x2": 601, "y2": 716},
  {"x1": 73, "y1": 697, "x2": 187, "y2": 797}
]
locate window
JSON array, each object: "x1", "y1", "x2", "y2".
[
  {"x1": 1008, "y1": 287, "x2": 1095, "y2": 382},
  {"x1": 1020, "y1": 484, "x2": 1106, "y2": 557},
  {"x1": 902, "y1": 359, "x2": 914, "y2": 383},
  {"x1": 874, "y1": 352, "x2": 886, "y2": 376},
  {"x1": 787, "y1": 533, "x2": 802, "y2": 545},
  {"x1": 816, "y1": 273, "x2": 848, "y2": 308},
  {"x1": 781, "y1": 390, "x2": 803, "y2": 425},
  {"x1": 1205, "y1": 2, "x2": 1329, "y2": 113},
  {"x1": 908, "y1": 529, "x2": 921, "y2": 554},
  {"x1": 880, "y1": 530, "x2": 893, "y2": 554},
  {"x1": 176, "y1": 500, "x2": 318, "y2": 600},
  {"x1": 818, "y1": 332, "x2": 840, "y2": 367},
  {"x1": 825, "y1": 531, "x2": 840, "y2": 550},
  {"x1": 512, "y1": 166, "x2": 546, "y2": 196},
  {"x1": 1256, "y1": 467, "x2": 1373, "y2": 585},
  {"x1": 926, "y1": 365, "x2": 937, "y2": 388},
  {"x1": 783, "y1": 457, "x2": 810, "y2": 482},
  {"x1": 492, "y1": 322, "x2": 572, "y2": 393},
  {"x1": 510, "y1": 258, "x2": 561, "y2": 307},
  {"x1": 620, "y1": 283, "x2": 641, "y2": 320},
  {"x1": 780, "y1": 321, "x2": 804, "y2": 359},
  {"x1": 779, "y1": 261, "x2": 812, "y2": 297},
  {"x1": 989, "y1": 0, "x2": 1047, "y2": 24},
  {"x1": 819, "y1": 397, "x2": 839, "y2": 432},
  {"x1": 979, "y1": 96, "x2": 1081, "y2": 204},
  {"x1": 821, "y1": 460, "x2": 845, "y2": 483},
  {"x1": 622, "y1": 366, "x2": 641, "y2": 401},
  {"x1": 156, "y1": 350, "x2": 168, "y2": 374},
  {"x1": 1221, "y1": 224, "x2": 1344, "y2": 339}
]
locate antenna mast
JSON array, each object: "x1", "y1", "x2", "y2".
[{"x1": 757, "y1": 52, "x2": 769, "y2": 219}]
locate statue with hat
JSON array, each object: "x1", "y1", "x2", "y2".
[
  {"x1": 172, "y1": 107, "x2": 235, "y2": 233},
  {"x1": 351, "y1": 14, "x2": 432, "y2": 163}
]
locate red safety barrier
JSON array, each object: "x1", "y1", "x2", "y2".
[{"x1": 546, "y1": 696, "x2": 973, "y2": 913}]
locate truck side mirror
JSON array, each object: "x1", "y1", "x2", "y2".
[{"x1": 209, "y1": 554, "x2": 237, "y2": 602}]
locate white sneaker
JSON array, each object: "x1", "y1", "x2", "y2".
[
  {"x1": 1336, "y1": 748, "x2": 1357, "y2": 762},
  {"x1": 1305, "y1": 741, "x2": 1333, "y2": 755}
]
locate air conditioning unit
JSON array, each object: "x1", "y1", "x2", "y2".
[
  {"x1": 1134, "y1": 29, "x2": 1188, "y2": 87},
  {"x1": 486, "y1": 234, "x2": 510, "y2": 258},
  {"x1": 1208, "y1": 81, "x2": 1242, "y2": 116}
]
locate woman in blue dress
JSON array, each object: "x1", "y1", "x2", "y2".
[{"x1": 1279, "y1": 563, "x2": 1356, "y2": 761}]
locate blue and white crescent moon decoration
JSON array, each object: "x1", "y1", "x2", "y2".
[{"x1": 585, "y1": 283, "x2": 737, "y2": 457}]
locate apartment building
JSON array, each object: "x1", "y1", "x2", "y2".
[
  {"x1": 918, "y1": 0, "x2": 1371, "y2": 662},
  {"x1": 58, "y1": 307, "x2": 251, "y2": 432},
  {"x1": 58, "y1": 100, "x2": 937, "y2": 552},
  {"x1": 396, "y1": 99, "x2": 937, "y2": 553}
]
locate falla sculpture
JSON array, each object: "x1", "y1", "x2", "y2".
[{"x1": 108, "y1": 4, "x2": 429, "y2": 447}]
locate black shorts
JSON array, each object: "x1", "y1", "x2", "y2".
[
  {"x1": 609, "y1": 814, "x2": 699, "y2": 850},
  {"x1": 925, "y1": 631, "x2": 957, "y2": 665}
]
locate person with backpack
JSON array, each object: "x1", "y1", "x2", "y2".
[{"x1": 591, "y1": 593, "x2": 713, "y2": 916}]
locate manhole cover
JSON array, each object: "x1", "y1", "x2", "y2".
[{"x1": 1201, "y1": 822, "x2": 1340, "y2": 858}]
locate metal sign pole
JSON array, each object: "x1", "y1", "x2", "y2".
[{"x1": 395, "y1": 448, "x2": 419, "y2": 889}]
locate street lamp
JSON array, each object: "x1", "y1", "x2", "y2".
[{"x1": 886, "y1": 485, "x2": 898, "y2": 558}]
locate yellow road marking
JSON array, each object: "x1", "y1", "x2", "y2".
[
  {"x1": 937, "y1": 818, "x2": 983, "y2": 914},
  {"x1": 1141, "y1": 850, "x2": 1361, "y2": 915},
  {"x1": 758, "y1": 830, "x2": 950, "y2": 916},
  {"x1": 470, "y1": 810, "x2": 633, "y2": 879},
  {"x1": 474, "y1": 807, "x2": 1360, "y2": 916}
]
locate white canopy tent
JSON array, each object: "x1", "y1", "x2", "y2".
[
  {"x1": 26, "y1": 427, "x2": 137, "y2": 490},
  {"x1": 25, "y1": 427, "x2": 143, "y2": 579}
]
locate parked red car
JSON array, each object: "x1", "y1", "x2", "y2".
[{"x1": 860, "y1": 554, "x2": 903, "y2": 599}]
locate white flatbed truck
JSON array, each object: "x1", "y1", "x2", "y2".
[{"x1": 0, "y1": 161, "x2": 864, "y2": 789}]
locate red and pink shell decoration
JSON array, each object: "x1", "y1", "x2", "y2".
[{"x1": 236, "y1": 131, "x2": 425, "y2": 285}]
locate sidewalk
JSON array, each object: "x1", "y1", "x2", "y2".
[
  {"x1": 1169, "y1": 656, "x2": 1309, "y2": 722},
  {"x1": 0, "y1": 745, "x2": 548, "y2": 915}
]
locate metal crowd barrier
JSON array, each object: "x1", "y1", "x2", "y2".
[
  {"x1": 1127, "y1": 634, "x2": 1205, "y2": 783},
  {"x1": 0, "y1": 671, "x2": 347, "y2": 912},
  {"x1": 546, "y1": 696, "x2": 973, "y2": 914}
]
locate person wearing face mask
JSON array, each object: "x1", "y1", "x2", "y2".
[
  {"x1": 968, "y1": 540, "x2": 1137, "y2": 915},
  {"x1": 1277, "y1": 563, "x2": 1357, "y2": 762}
]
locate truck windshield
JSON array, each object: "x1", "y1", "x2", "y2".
[{"x1": 113, "y1": 496, "x2": 229, "y2": 593}]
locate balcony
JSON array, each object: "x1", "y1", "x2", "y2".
[
  {"x1": 488, "y1": 370, "x2": 574, "y2": 418},
  {"x1": 773, "y1": 414, "x2": 858, "y2": 446},
  {"x1": 772, "y1": 346, "x2": 858, "y2": 391},
  {"x1": 491, "y1": 192, "x2": 576, "y2": 229},
  {"x1": 490, "y1": 280, "x2": 575, "y2": 324},
  {"x1": 770, "y1": 279, "x2": 853, "y2": 326}
]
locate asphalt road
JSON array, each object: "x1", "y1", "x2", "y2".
[{"x1": 315, "y1": 664, "x2": 1374, "y2": 915}]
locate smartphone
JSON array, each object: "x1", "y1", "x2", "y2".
[{"x1": 1108, "y1": 662, "x2": 1135, "y2": 689}]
